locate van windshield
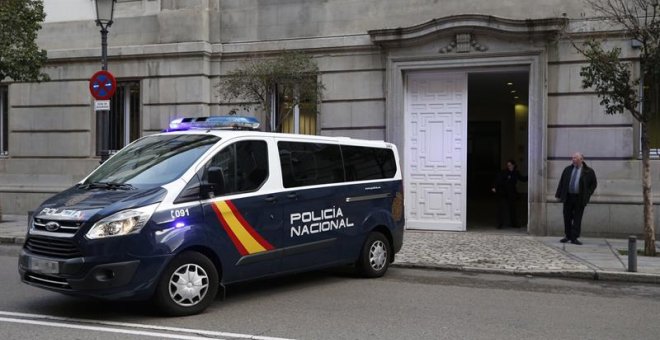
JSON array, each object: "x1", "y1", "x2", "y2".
[{"x1": 84, "y1": 134, "x2": 220, "y2": 188}]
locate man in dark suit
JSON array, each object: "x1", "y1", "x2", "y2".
[
  {"x1": 555, "y1": 152, "x2": 597, "y2": 245},
  {"x1": 492, "y1": 160, "x2": 527, "y2": 228}
]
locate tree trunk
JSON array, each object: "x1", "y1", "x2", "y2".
[{"x1": 641, "y1": 121, "x2": 657, "y2": 256}]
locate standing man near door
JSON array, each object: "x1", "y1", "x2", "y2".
[{"x1": 555, "y1": 152, "x2": 598, "y2": 245}]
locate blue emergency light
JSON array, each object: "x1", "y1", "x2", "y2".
[{"x1": 165, "y1": 116, "x2": 260, "y2": 132}]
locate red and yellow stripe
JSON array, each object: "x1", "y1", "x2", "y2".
[{"x1": 211, "y1": 200, "x2": 274, "y2": 256}]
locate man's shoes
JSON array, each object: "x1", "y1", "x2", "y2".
[
  {"x1": 570, "y1": 239, "x2": 583, "y2": 245},
  {"x1": 560, "y1": 237, "x2": 569, "y2": 243}
]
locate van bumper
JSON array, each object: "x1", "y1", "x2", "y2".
[{"x1": 18, "y1": 249, "x2": 172, "y2": 300}]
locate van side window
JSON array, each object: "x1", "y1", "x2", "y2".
[
  {"x1": 278, "y1": 141, "x2": 344, "y2": 188},
  {"x1": 342, "y1": 145, "x2": 397, "y2": 181},
  {"x1": 204, "y1": 140, "x2": 269, "y2": 195}
]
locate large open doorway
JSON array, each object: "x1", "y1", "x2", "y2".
[
  {"x1": 403, "y1": 69, "x2": 530, "y2": 232},
  {"x1": 466, "y1": 70, "x2": 529, "y2": 231}
]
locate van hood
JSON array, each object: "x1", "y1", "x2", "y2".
[{"x1": 34, "y1": 185, "x2": 167, "y2": 223}]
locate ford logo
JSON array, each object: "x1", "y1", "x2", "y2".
[{"x1": 45, "y1": 222, "x2": 61, "y2": 232}]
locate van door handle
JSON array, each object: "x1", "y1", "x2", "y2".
[
  {"x1": 287, "y1": 193, "x2": 298, "y2": 199},
  {"x1": 264, "y1": 195, "x2": 277, "y2": 203}
]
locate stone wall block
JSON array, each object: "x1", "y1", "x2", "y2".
[
  {"x1": 4, "y1": 159, "x2": 98, "y2": 178},
  {"x1": 10, "y1": 82, "x2": 89, "y2": 107},
  {"x1": 320, "y1": 101, "x2": 385, "y2": 128},
  {"x1": 11, "y1": 107, "x2": 91, "y2": 131},
  {"x1": 1, "y1": 192, "x2": 55, "y2": 215},
  {"x1": 144, "y1": 77, "x2": 210, "y2": 106},
  {"x1": 322, "y1": 71, "x2": 383, "y2": 101},
  {"x1": 548, "y1": 127, "x2": 633, "y2": 159},
  {"x1": 548, "y1": 95, "x2": 632, "y2": 125},
  {"x1": 158, "y1": 8, "x2": 209, "y2": 43},
  {"x1": 10, "y1": 132, "x2": 91, "y2": 158}
]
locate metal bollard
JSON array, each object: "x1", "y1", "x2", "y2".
[{"x1": 628, "y1": 236, "x2": 637, "y2": 273}]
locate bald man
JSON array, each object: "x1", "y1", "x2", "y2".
[{"x1": 555, "y1": 152, "x2": 597, "y2": 245}]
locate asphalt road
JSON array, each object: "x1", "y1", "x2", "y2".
[{"x1": 1, "y1": 246, "x2": 660, "y2": 340}]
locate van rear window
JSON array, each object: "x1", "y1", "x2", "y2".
[
  {"x1": 342, "y1": 145, "x2": 397, "y2": 181},
  {"x1": 278, "y1": 141, "x2": 397, "y2": 188}
]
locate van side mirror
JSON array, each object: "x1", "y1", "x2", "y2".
[{"x1": 203, "y1": 166, "x2": 225, "y2": 198}]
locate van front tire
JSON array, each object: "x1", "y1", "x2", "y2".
[
  {"x1": 357, "y1": 232, "x2": 391, "y2": 278},
  {"x1": 153, "y1": 251, "x2": 219, "y2": 316}
]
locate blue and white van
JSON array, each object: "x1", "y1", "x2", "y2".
[{"x1": 18, "y1": 116, "x2": 405, "y2": 315}]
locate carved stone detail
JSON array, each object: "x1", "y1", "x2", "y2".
[{"x1": 439, "y1": 33, "x2": 488, "y2": 54}]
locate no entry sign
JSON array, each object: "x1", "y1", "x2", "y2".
[{"x1": 89, "y1": 70, "x2": 117, "y2": 100}]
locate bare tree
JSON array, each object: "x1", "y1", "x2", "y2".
[{"x1": 575, "y1": 0, "x2": 659, "y2": 255}]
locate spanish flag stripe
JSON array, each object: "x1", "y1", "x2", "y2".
[
  {"x1": 225, "y1": 200, "x2": 274, "y2": 250},
  {"x1": 211, "y1": 201, "x2": 248, "y2": 256},
  {"x1": 215, "y1": 201, "x2": 268, "y2": 254}
]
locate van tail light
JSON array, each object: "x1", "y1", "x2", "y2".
[{"x1": 392, "y1": 182, "x2": 404, "y2": 222}]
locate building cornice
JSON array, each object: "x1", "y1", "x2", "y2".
[{"x1": 368, "y1": 14, "x2": 568, "y2": 47}]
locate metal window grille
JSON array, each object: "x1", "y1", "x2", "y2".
[
  {"x1": 96, "y1": 82, "x2": 140, "y2": 156},
  {"x1": 275, "y1": 81, "x2": 318, "y2": 135},
  {"x1": 0, "y1": 86, "x2": 7, "y2": 156},
  {"x1": 640, "y1": 67, "x2": 660, "y2": 159}
]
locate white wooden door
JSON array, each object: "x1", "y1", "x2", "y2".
[{"x1": 404, "y1": 71, "x2": 467, "y2": 231}]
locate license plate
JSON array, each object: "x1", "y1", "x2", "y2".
[{"x1": 29, "y1": 257, "x2": 59, "y2": 274}]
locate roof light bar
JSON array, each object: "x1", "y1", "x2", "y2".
[{"x1": 164, "y1": 116, "x2": 261, "y2": 132}]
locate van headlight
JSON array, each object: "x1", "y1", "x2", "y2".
[{"x1": 86, "y1": 203, "x2": 159, "y2": 239}]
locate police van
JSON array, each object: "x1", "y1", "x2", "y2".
[{"x1": 18, "y1": 116, "x2": 404, "y2": 315}]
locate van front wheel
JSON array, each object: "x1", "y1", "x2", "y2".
[
  {"x1": 153, "y1": 251, "x2": 219, "y2": 316},
  {"x1": 357, "y1": 232, "x2": 391, "y2": 278}
]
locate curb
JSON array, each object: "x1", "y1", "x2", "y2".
[
  {"x1": 596, "y1": 270, "x2": 660, "y2": 284},
  {"x1": 0, "y1": 236, "x2": 24, "y2": 245},
  {"x1": 0, "y1": 244, "x2": 21, "y2": 256},
  {"x1": 392, "y1": 262, "x2": 660, "y2": 285}
]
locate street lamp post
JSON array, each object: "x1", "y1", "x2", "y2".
[
  {"x1": 95, "y1": 0, "x2": 116, "y2": 71},
  {"x1": 94, "y1": 0, "x2": 116, "y2": 163}
]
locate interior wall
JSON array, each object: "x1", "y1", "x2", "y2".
[
  {"x1": 469, "y1": 102, "x2": 515, "y2": 167},
  {"x1": 466, "y1": 71, "x2": 530, "y2": 229}
]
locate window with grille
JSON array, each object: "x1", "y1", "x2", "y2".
[
  {"x1": 96, "y1": 81, "x2": 140, "y2": 156},
  {"x1": 0, "y1": 86, "x2": 7, "y2": 156},
  {"x1": 273, "y1": 78, "x2": 318, "y2": 135},
  {"x1": 643, "y1": 74, "x2": 660, "y2": 158}
]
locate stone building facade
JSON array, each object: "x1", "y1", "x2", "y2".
[{"x1": 1, "y1": 0, "x2": 658, "y2": 237}]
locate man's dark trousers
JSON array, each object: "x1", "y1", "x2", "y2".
[{"x1": 563, "y1": 193, "x2": 584, "y2": 240}]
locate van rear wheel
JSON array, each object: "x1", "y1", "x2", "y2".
[
  {"x1": 153, "y1": 251, "x2": 219, "y2": 316},
  {"x1": 357, "y1": 232, "x2": 391, "y2": 278}
]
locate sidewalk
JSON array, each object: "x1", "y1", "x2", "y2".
[
  {"x1": 2, "y1": 214, "x2": 659, "y2": 284},
  {"x1": 396, "y1": 230, "x2": 660, "y2": 284}
]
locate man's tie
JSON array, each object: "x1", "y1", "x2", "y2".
[{"x1": 569, "y1": 167, "x2": 579, "y2": 193}]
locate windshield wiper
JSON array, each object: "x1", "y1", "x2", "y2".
[{"x1": 78, "y1": 182, "x2": 136, "y2": 190}]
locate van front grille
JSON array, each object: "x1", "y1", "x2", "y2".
[
  {"x1": 33, "y1": 218, "x2": 83, "y2": 234},
  {"x1": 25, "y1": 236, "x2": 82, "y2": 258}
]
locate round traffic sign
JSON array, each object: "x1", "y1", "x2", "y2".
[{"x1": 89, "y1": 70, "x2": 117, "y2": 100}]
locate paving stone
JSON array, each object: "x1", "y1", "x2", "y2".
[{"x1": 396, "y1": 231, "x2": 591, "y2": 271}]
